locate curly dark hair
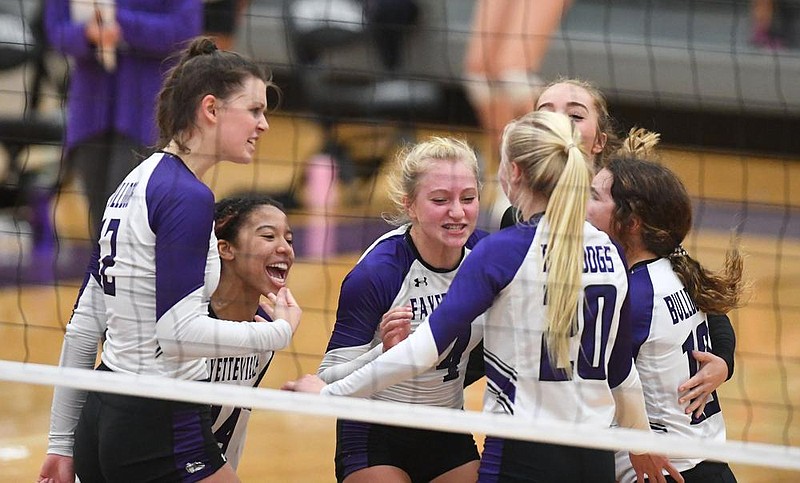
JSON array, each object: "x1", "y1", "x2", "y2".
[
  {"x1": 214, "y1": 195, "x2": 285, "y2": 243},
  {"x1": 604, "y1": 156, "x2": 746, "y2": 314}
]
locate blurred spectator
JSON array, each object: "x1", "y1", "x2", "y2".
[
  {"x1": 203, "y1": 0, "x2": 249, "y2": 51},
  {"x1": 750, "y1": 0, "x2": 786, "y2": 49},
  {"x1": 463, "y1": 0, "x2": 571, "y2": 226},
  {"x1": 44, "y1": 0, "x2": 201, "y2": 240},
  {"x1": 463, "y1": 0, "x2": 571, "y2": 152}
]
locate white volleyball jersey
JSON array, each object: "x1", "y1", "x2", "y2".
[
  {"x1": 92, "y1": 151, "x2": 292, "y2": 380},
  {"x1": 96, "y1": 151, "x2": 220, "y2": 380},
  {"x1": 470, "y1": 217, "x2": 635, "y2": 426},
  {"x1": 319, "y1": 225, "x2": 487, "y2": 408},
  {"x1": 207, "y1": 306, "x2": 274, "y2": 470},
  {"x1": 47, "y1": 152, "x2": 293, "y2": 458},
  {"x1": 615, "y1": 258, "x2": 728, "y2": 482},
  {"x1": 323, "y1": 215, "x2": 641, "y2": 430}
]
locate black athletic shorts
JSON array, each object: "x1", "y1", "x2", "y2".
[
  {"x1": 480, "y1": 436, "x2": 616, "y2": 483},
  {"x1": 204, "y1": 0, "x2": 237, "y2": 35},
  {"x1": 73, "y1": 366, "x2": 226, "y2": 482},
  {"x1": 668, "y1": 461, "x2": 737, "y2": 483},
  {"x1": 335, "y1": 419, "x2": 479, "y2": 482}
]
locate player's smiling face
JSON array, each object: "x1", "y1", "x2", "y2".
[
  {"x1": 216, "y1": 76, "x2": 269, "y2": 164},
  {"x1": 226, "y1": 205, "x2": 294, "y2": 297},
  {"x1": 407, "y1": 158, "x2": 479, "y2": 254},
  {"x1": 536, "y1": 82, "x2": 607, "y2": 160}
]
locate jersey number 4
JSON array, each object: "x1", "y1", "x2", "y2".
[{"x1": 435, "y1": 327, "x2": 471, "y2": 382}]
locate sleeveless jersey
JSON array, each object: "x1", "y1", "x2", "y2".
[
  {"x1": 320, "y1": 225, "x2": 487, "y2": 408},
  {"x1": 615, "y1": 258, "x2": 728, "y2": 482}
]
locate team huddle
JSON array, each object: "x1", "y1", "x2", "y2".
[{"x1": 38, "y1": 38, "x2": 745, "y2": 483}]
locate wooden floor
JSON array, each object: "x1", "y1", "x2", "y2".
[{"x1": 1, "y1": 115, "x2": 799, "y2": 482}]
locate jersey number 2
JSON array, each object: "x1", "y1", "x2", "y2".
[{"x1": 99, "y1": 218, "x2": 120, "y2": 296}]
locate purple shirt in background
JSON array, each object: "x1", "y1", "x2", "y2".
[{"x1": 44, "y1": 0, "x2": 202, "y2": 150}]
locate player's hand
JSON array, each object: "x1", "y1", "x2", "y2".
[
  {"x1": 37, "y1": 454, "x2": 75, "y2": 483},
  {"x1": 379, "y1": 306, "x2": 412, "y2": 351},
  {"x1": 678, "y1": 350, "x2": 727, "y2": 418},
  {"x1": 264, "y1": 288, "x2": 302, "y2": 333},
  {"x1": 629, "y1": 452, "x2": 683, "y2": 483},
  {"x1": 282, "y1": 374, "x2": 326, "y2": 393}
]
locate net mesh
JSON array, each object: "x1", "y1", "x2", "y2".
[{"x1": 1, "y1": 0, "x2": 799, "y2": 481}]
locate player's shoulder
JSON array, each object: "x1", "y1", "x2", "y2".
[
  {"x1": 347, "y1": 227, "x2": 415, "y2": 285},
  {"x1": 630, "y1": 258, "x2": 681, "y2": 295},
  {"x1": 146, "y1": 152, "x2": 213, "y2": 201},
  {"x1": 466, "y1": 228, "x2": 490, "y2": 249},
  {"x1": 359, "y1": 227, "x2": 415, "y2": 266},
  {"x1": 583, "y1": 220, "x2": 616, "y2": 246}
]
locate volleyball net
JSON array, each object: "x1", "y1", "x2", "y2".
[{"x1": 1, "y1": 0, "x2": 799, "y2": 481}]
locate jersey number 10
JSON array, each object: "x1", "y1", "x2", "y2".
[{"x1": 539, "y1": 284, "x2": 617, "y2": 381}]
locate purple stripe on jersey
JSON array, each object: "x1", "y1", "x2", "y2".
[
  {"x1": 610, "y1": 237, "x2": 629, "y2": 271},
  {"x1": 171, "y1": 409, "x2": 214, "y2": 482},
  {"x1": 336, "y1": 420, "x2": 371, "y2": 479},
  {"x1": 466, "y1": 229, "x2": 490, "y2": 249},
  {"x1": 478, "y1": 436, "x2": 504, "y2": 482},
  {"x1": 485, "y1": 361, "x2": 517, "y2": 404},
  {"x1": 71, "y1": 242, "x2": 102, "y2": 312},
  {"x1": 256, "y1": 305, "x2": 272, "y2": 322},
  {"x1": 607, "y1": 292, "x2": 635, "y2": 389},
  {"x1": 326, "y1": 232, "x2": 414, "y2": 351},
  {"x1": 628, "y1": 263, "x2": 656, "y2": 360},
  {"x1": 146, "y1": 154, "x2": 215, "y2": 321},
  {"x1": 429, "y1": 224, "x2": 536, "y2": 354}
]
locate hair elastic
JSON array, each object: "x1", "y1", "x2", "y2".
[{"x1": 671, "y1": 244, "x2": 688, "y2": 258}]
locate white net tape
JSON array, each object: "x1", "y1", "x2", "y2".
[{"x1": 2, "y1": 360, "x2": 799, "y2": 471}]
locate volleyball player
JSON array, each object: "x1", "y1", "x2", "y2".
[
  {"x1": 286, "y1": 111, "x2": 678, "y2": 482},
  {"x1": 38, "y1": 37, "x2": 301, "y2": 483},
  {"x1": 316, "y1": 137, "x2": 486, "y2": 483},
  {"x1": 501, "y1": 79, "x2": 737, "y2": 416},
  {"x1": 206, "y1": 195, "x2": 295, "y2": 470},
  {"x1": 587, "y1": 152, "x2": 745, "y2": 483}
]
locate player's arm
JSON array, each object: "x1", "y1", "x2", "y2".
[
  {"x1": 678, "y1": 313, "x2": 735, "y2": 416},
  {"x1": 151, "y1": 185, "x2": 297, "y2": 359},
  {"x1": 45, "y1": 248, "x2": 107, "y2": 462},
  {"x1": 613, "y1": 288, "x2": 684, "y2": 483},
  {"x1": 319, "y1": 303, "x2": 418, "y2": 383},
  {"x1": 312, "y1": 237, "x2": 509, "y2": 398},
  {"x1": 708, "y1": 313, "x2": 735, "y2": 379},
  {"x1": 318, "y1": 344, "x2": 385, "y2": 383},
  {"x1": 317, "y1": 263, "x2": 399, "y2": 383},
  {"x1": 608, "y1": 294, "x2": 649, "y2": 432}
]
